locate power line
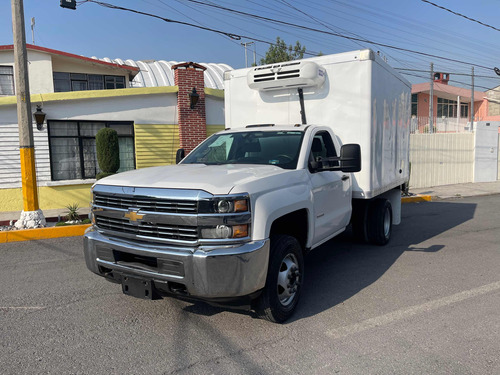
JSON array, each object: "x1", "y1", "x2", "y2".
[
  {"x1": 181, "y1": 0, "x2": 495, "y2": 71},
  {"x1": 81, "y1": 0, "x2": 325, "y2": 57},
  {"x1": 80, "y1": 0, "x2": 497, "y2": 73},
  {"x1": 420, "y1": 0, "x2": 500, "y2": 33},
  {"x1": 396, "y1": 68, "x2": 500, "y2": 79},
  {"x1": 79, "y1": 0, "x2": 243, "y2": 40}
]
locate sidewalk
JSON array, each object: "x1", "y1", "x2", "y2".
[
  {"x1": 1, "y1": 180, "x2": 498, "y2": 243},
  {"x1": 408, "y1": 180, "x2": 500, "y2": 200}
]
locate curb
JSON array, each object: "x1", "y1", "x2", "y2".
[
  {"x1": 0, "y1": 224, "x2": 91, "y2": 244},
  {"x1": 401, "y1": 195, "x2": 432, "y2": 203}
]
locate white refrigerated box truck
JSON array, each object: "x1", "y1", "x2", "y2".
[{"x1": 84, "y1": 49, "x2": 411, "y2": 322}]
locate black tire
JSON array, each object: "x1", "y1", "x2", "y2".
[
  {"x1": 255, "y1": 235, "x2": 304, "y2": 323},
  {"x1": 351, "y1": 199, "x2": 369, "y2": 243},
  {"x1": 367, "y1": 198, "x2": 392, "y2": 246}
]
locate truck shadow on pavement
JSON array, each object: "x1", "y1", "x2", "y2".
[
  {"x1": 290, "y1": 200, "x2": 477, "y2": 322},
  {"x1": 179, "y1": 201, "x2": 476, "y2": 322}
]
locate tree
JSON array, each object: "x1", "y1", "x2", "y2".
[{"x1": 260, "y1": 37, "x2": 306, "y2": 65}]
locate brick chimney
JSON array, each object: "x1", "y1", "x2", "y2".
[
  {"x1": 172, "y1": 62, "x2": 207, "y2": 154},
  {"x1": 433, "y1": 72, "x2": 450, "y2": 85}
]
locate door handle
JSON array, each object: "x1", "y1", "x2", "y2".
[{"x1": 341, "y1": 175, "x2": 349, "y2": 181}]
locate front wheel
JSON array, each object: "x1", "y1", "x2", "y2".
[{"x1": 255, "y1": 235, "x2": 304, "y2": 323}]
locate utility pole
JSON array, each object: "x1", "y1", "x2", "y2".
[
  {"x1": 241, "y1": 41, "x2": 255, "y2": 68},
  {"x1": 11, "y1": 0, "x2": 45, "y2": 229},
  {"x1": 471, "y1": 66, "x2": 474, "y2": 131},
  {"x1": 429, "y1": 62, "x2": 434, "y2": 134},
  {"x1": 31, "y1": 17, "x2": 35, "y2": 45},
  {"x1": 252, "y1": 42, "x2": 256, "y2": 67}
]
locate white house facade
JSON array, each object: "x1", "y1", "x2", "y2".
[{"x1": 0, "y1": 44, "x2": 231, "y2": 213}]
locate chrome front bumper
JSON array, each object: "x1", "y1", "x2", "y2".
[{"x1": 83, "y1": 227, "x2": 269, "y2": 299}]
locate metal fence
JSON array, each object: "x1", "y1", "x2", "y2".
[
  {"x1": 410, "y1": 116, "x2": 473, "y2": 134},
  {"x1": 409, "y1": 133, "x2": 475, "y2": 188}
]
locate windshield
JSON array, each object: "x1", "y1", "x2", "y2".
[{"x1": 182, "y1": 130, "x2": 304, "y2": 169}]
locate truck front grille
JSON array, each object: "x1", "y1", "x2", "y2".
[
  {"x1": 94, "y1": 193, "x2": 198, "y2": 214},
  {"x1": 96, "y1": 216, "x2": 198, "y2": 242}
]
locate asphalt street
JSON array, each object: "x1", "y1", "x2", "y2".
[{"x1": 1, "y1": 196, "x2": 499, "y2": 374}]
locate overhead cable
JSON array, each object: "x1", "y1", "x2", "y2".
[
  {"x1": 180, "y1": 0, "x2": 495, "y2": 71},
  {"x1": 420, "y1": 0, "x2": 500, "y2": 33},
  {"x1": 81, "y1": 0, "x2": 495, "y2": 72}
]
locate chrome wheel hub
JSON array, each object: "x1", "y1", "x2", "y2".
[
  {"x1": 383, "y1": 207, "x2": 391, "y2": 237},
  {"x1": 277, "y1": 254, "x2": 300, "y2": 306}
]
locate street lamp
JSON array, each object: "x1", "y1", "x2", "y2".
[
  {"x1": 33, "y1": 105, "x2": 46, "y2": 131},
  {"x1": 188, "y1": 87, "x2": 199, "y2": 109}
]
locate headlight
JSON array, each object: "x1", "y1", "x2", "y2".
[
  {"x1": 216, "y1": 199, "x2": 248, "y2": 213},
  {"x1": 198, "y1": 195, "x2": 250, "y2": 214},
  {"x1": 200, "y1": 224, "x2": 249, "y2": 239}
]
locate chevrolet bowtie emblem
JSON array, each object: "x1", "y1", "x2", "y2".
[{"x1": 124, "y1": 210, "x2": 144, "y2": 222}]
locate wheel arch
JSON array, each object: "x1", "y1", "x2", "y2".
[{"x1": 269, "y1": 209, "x2": 309, "y2": 253}]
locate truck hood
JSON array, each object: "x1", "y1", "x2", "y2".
[{"x1": 96, "y1": 164, "x2": 292, "y2": 195}]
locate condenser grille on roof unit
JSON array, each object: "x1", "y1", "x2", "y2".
[
  {"x1": 254, "y1": 61, "x2": 301, "y2": 71},
  {"x1": 247, "y1": 61, "x2": 326, "y2": 91}
]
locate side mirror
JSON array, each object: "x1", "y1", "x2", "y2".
[
  {"x1": 176, "y1": 148, "x2": 185, "y2": 164},
  {"x1": 340, "y1": 144, "x2": 361, "y2": 172}
]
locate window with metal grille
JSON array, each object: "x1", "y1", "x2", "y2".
[
  {"x1": 48, "y1": 120, "x2": 135, "y2": 181},
  {"x1": 0, "y1": 66, "x2": 15, "y2": 96}
]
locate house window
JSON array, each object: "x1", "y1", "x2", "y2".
[
  {"x1": 0, "y1": 65, "x2": 15, "y2": 96},
  {"x1": 411, "y1": 94, "x2": 418, "y2": 116},
  {"x1": 105, "y1": 75, "x2": 125, "y2": 89},
  {"x1": 48, "y1": 120, "x2": 135, "y2": 181},
  {"x1": 53, "y1": 72, "x2": 126, "y2": 92},
  {"x1": 437, "y1": 98, "x2": 469, "y2": 118},
  {"x1": 460, "y1": 103, "x2": 469, "y2": 118}
]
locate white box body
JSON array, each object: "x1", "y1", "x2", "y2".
[{"x1": 224, "y1": 49, "x2": 411, "y2": 199}]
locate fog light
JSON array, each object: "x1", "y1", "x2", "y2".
[
  {"x1": 201, "y1": 225, "x2": 232, "y2": 239},
  {"x1": 215, "y1": 225, "x2": 232, "y2": 238},
  {"x1": 200, "y1": 224, "x2": 249, "y2": 239}
]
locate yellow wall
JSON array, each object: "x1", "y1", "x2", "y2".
[
  {"x1": 135, "y1": 124, "x2": 180, "y2": 168},
  {"x1": 206, "y1": 125, "x2": 224, "y2": 136},
  {"x1": 134, "y1": 124, "x2": 224, "y2": 169},
  {"x1": 0, "y1": 184, "x2": 93, "y2": 212}
]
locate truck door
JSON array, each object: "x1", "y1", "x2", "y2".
[{"x1": 308, "y1": 131, "x2": 352, "y2": 245}]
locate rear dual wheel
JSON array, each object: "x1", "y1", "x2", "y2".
[
  {"x1": 352, "y1": 198, "x2": 392, "y2": 246},
  {"x1": 367, "y1": 198, "x2": 392, "y2": 246}
]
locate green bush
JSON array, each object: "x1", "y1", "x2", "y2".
[{"x1": 96, "y1": 128, "x2": 120, "y2": 179}]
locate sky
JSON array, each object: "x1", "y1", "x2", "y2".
[{"x1": 1, "y1": 0, "x2": 500, "y2": 91}]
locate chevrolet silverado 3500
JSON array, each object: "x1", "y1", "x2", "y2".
[{"x1": 84, "y1": 49, "x2": 411, "y2": 322}]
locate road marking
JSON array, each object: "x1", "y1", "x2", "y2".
[
  {"x1": 0, "y1": 306, "x2": 46, "y2": 311},
  {"x1": 326, "y1": 280, "x2": 500, "y2": 340}
]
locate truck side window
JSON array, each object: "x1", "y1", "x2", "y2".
[{"x1": 309, "y1": 131, "x2": 338, "y2": 171}]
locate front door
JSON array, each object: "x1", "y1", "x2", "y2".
[{"x1": 309, "y1": 131, "x2": 351, "y2": 246}]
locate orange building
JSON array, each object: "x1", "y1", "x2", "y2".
[{"x1": 411, "y1": 72, "x2": 487, "y2": 133}]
